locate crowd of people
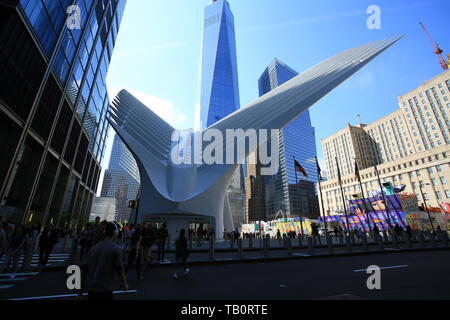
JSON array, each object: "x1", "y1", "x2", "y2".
[
  {"x1": 227, "y1": 222, "x2": 433, "y2": 243},
  {"x1": 2, "y1": 217, "x2": 444, "y2": 300},
  {"x1": 73, "y1": 218, "x2": 192, "y2": 300},
  {"x1": 0, "y1": 221, "x2": 64, "y2": 278}
]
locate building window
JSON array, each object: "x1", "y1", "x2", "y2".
[
  {"x1": 436, "y1": 165, "x2": 442, "y2": 172},
  {"x1": 440, "y1": 177, "x2": 447, "y2": 185},
  {"x1": 428, "y1": 167, "x2": 433, "y2": 174},
  {"x1": 423, "y1": 193, "x2": 429, "y2": 201},
  {"x1": 445, "y1": 190, "x2": 450, "y2": 198},
  {"x1": 436, "y1": 191, "x2": 442, "y2": 199},
  {"x1": 432, "y1": 178, "x2": 438, "y2": 186}
]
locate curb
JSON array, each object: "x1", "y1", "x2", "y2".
[{"x1": 38, "y1": 244, "x2": 450, "y2": 272}]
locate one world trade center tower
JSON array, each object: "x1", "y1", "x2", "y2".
[{"x1": 198, "y1": 0, "x2": 240, "y2": 130}]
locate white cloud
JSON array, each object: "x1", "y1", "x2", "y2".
[{"x1": 108, "y1": 87, "x2": 187, "y2": 127}]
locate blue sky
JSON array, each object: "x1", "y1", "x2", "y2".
[{"x1": 101, "y1": 0, "x2": 450, "y2": 186}]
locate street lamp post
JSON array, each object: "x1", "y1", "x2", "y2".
[{"x1": 418, "y1": 182, "x2": 435, "y2": 233}]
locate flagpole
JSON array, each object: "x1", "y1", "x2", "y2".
[
  {"x1": 355, "y1": 158, "x2": 373, "y2": 234},
  {"x1": 293, "y1": 156, "x2": 305, "y2": 237},
  {"x1": 316, "y1": 157, "x2": 328, "y2": 236},
  {"x1": 335, "y1": 157, "x2": 350, "y2": 233},
  {"x1": 374, "y1": 164, "x2": 393, "y2": 229}
]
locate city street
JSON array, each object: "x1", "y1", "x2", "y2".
[{"x1": 1, "y1": 250, "x2": 449, "y2": 300}]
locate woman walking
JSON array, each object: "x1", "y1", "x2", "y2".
[
  {"x1": 0, "y1": 225, "x2": 27, "y2": 278},
  {"x1": 173, "y1": 229, "x2": 189, "y2": 279}
]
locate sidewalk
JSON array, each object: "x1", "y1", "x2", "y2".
[{"x1": 25, "y1": 234, "x2": 450, "y2": 272}]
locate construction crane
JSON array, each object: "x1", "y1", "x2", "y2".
[{"x1": 419, "y1": 22, "x2": 448, "y2": 71}]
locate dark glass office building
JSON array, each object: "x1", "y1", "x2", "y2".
[
  {"x1": 258, "y1": 59, "x2": 319, "y2": 219},
  {"x1": 0, "y1": 0, "x2": 126, "y2": 230}
]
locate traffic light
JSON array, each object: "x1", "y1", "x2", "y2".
[{"x1": 128, "y1": 200, "x2": 138, "y2": 209}]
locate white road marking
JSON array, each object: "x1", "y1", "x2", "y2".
[
  {"x1": 0, "y1": 277, "x2": 27, "y2": 282},
  {"x1": 9, "y1": 290, "x2": 138, "y2": 300},
  {"x1": 0, "y1": 272, "x2": 39, "y2": 277},
  {"x1": 353, "y1": 265, "x2": 408, "y2": 272},
  {"x1": 0, "y1": 285, "x2": 14, "y2": 289}
]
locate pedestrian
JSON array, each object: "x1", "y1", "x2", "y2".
[
  {"x1": 196, "y1": 224, "x2": 204, "y2": 247},
  {"x1": 125, "y1": 224, "x2": 143, "y2": 280},
  {"x1": 79, "y1": 222, "x2": 128, "y2": 301},
  {"x1": 79, "y1": 223, "x2": 91, "y2": 262},
  {"x1": 157, "y1": 223, "x2": 168, "y2": 262},
  {"x1": 39, "y1": 224, "x2": 59, "y2": 266},
  {"x1": 208, "y1": 228, "x2": 215, "y2": 241},
  {"x1": 0, "y1": 225, "x2": 27, "y2": 278},
  {"x1": 141, "y1": 223, "x2": 155, "y2": 270},
  {"x1": 0, "y1": 222, "x2": 9, "y2": 260},
  {"x1": 333, "y1": 226, "x2": 339, "y2": 239},
  {"x1": 373, "y1": 225, "x2": 379, "y2": 233},
  {"x1": 406, "y1": 225, "x2": 412, "y2": 239},
  {"x1": 173, "y1": 229, "x2": 189, "y2": 279},
  {"x1": 91, "y1": 216, "x2": 104, "y2": 246},
  {"x1": 233, "y1": 228, "x2": 240, "y2": 244}
]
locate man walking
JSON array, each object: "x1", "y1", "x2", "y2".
[
  {"x1": 157, "y1": 223, "x2": 168, "y2": 262},
  {"x1": 39, "y1": 224, "x2": 59, "y2": 266},
  {"x1": 80, "y1": 222, "x2": 128, "y2": 300}
]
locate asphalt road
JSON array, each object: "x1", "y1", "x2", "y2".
[{"x1": 1, "y1": 250, "x2": 449, "y2": 300}]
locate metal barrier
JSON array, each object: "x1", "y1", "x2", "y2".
[
  {"x1": 345, "y1": 234, "x2": 352, "y2": 253},
  {"x1": 209, "y1": 237, "x2": 215, "y2": 260},
  {"x1": 249, "y1": 235, "x2": 253, "y2": 249},
  {"x1": 392, "y1": 233, "x2": 400, "y2": 249},
  {"x1": 350, "y1": 233, "x2": 356, "y2": 246},
  {"x1": 382, "y1": 231, "x2": 389, "y2": 244},
  {"x1": 375, "y1": 233, "x2": 384, "y2": 251},
  {"x1": 430, "y1": 233, "x2": 437, "y2": 247},
  {"x1": 405, "y1": 234, "x2": 413, "y2": 249},
  {"x1": 298, "y1": 235, "x2": 303, "y2": 248},
  {"x1": 326, "y1": 234, "x2": 334, "y2": 255},
  {"x1": 263, "y1": 238, "x2": 269, "y2": 257},
  {"x1": 286, "y1": 238, "x2": 293, "y2": 256},
  {"x1": 418, "y1": 231, "x2": 426, "y2": 248},
  {"x1": 237, "y1": 239, "x2": 243, "y2": 259},
  {"x1": 230, "y1": 238, "x2": 234, "y2": 249},
  {"x1": 307, "y1": 237, "x2": 314, "y2": 255},
  {"x1": 361, "y1": 233, "x2": 369, "y2": 252},
  {"x1": 339, "y1": 234, "x2": 344, "y2": 246},
  {"x1": 441, "y1": 230, "x2": 449, "y2": 247}
]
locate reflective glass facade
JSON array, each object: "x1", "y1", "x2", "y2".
[
  {"x1": 0, "y1": 0, "x2": 126, "y2": 230},
  {"x1": 258, "y1": 59, "x2": 319, "y2": 219},
  {"x1": 198, "y1": 0, "x2": 239, "y2": 129},
  {"x1": 100, "y1": 134, "x2": 140, "y2": 222},
  {"x1": 198, "y1": 0, "x2": 244, "y2": 227}
]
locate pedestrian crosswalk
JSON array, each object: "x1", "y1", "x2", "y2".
[
  {"x1": 0, "y1": 253, "x2": 70, "y2": 269},
  {"x1": 0, "y1": 252, "x2": 70, "y2": 291},
  {"x1": 0, "y1": 272, "x2": 41, "y2": 291}
]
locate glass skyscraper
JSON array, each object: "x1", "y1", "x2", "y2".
[
  {"x1": 198, "y1": 0, "x2": 244, "y2": 228},
  {"x1": 258, "y1": 59, "x2": 319, "y2": 219},
  {"x1": 0, "y1": 0, "x2": 126, "y2": 230},
  {"x1": 198, "y1": 0, "x2": 239, "y2": 129},
  {"x1": 100, "y1": 134, "x2": 140, "y2": 222}
]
